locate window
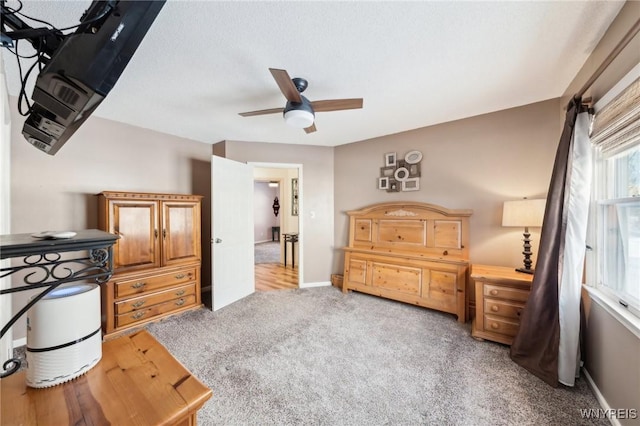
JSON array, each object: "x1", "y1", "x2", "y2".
[
  {"x1": 590, "y1": 75, "x2": 640, "y2": 319},
  {"x1": 595, "y1": 145, "x2": 640, "y2": 316}
]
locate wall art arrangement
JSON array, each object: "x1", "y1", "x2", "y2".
[
  {"x1": 291, "y1": 178, "x2": 299, "y2": 216},
  {"x1": 378, "y1": 150, "x2": 422, "y2": 192}
]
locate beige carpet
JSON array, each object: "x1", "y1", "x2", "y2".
[{"x1": 146, "y1": 286, "x2": 607, "y2": 425}]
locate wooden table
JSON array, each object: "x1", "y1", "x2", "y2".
[
  {"x1": 1, "y1": 330, "x2": 212, "y2": 425},
  {"x1": 283, "y1": 232, "x2": 298, "y2": 268}
]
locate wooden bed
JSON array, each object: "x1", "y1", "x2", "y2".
[{"x1": 342, "y1": 202, "x2": 472, "y2": 322}]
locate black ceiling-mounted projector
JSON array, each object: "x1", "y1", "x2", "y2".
[{"x1": 1, "y1": 1, "x2": 166, "y2": 155}]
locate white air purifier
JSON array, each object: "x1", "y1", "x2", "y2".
[{"x1": 26, "y1": 283, "x2": 102, "y2": 388}]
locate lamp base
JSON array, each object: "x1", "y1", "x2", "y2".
[{"x1": 517, "y1": 227, "x2": 535, "y2": 275}]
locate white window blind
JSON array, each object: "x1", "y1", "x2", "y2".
[{"x1": 590, "y1": 77, "x2": 640, "y2": 155}]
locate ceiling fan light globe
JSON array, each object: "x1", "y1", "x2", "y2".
[{"x1": 284, "y1": 109, "x2": 314, "y2": 128}]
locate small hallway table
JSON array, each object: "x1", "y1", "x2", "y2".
[
  {"x1": 283, "y1": 232, "x2": 299, "y2": 268},
  {"x1": 1, "y1": 330, "x2": 212, "y2": 425}
]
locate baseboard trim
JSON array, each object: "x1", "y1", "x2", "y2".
[
  {"x1": 583, "y1": 367, "x2": 619, "y2": 426},
  {"x1": 299, "y1": 281, "x2": 331, "y2": 289},
  {"x1": 13, "y1": 336, "x2": 26, "y2": 349}
]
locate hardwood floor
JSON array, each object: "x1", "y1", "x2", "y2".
[{"x1": 255, "y1": 263, "x2": 298, "y2": 291}]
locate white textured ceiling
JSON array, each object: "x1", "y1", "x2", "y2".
[{"x1": 2, "y1": 1, "x2": 626, "y2": 147}]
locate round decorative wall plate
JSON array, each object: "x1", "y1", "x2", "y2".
[
  {"x1": 404, "y1": 150, "x2": 423, "y2": 164},
  {"x1": 394, "y1": 167, "x2": 410, "y2": 181}
]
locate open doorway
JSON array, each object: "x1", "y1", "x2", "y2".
[
  {"x1": 252, "y1": 164, "x2": 300, "y2": 291},
  {"x1": 253, "y1": 180, "x2": 281, "y2": 262}
]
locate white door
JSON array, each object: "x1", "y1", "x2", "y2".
[{"x1": 211, "y1": 156, "x2": 255, "y2": 310}]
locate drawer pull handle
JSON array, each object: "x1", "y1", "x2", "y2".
[
  {"x1": 175, "y1": 289, "x2": 186, "y2": 296},
  {"x1": 490, "y1": 305, "x2": 499, "y2": 312},
  {"x1": 131, "y1": 300, "x2": 146, "y2": 308},
  {"x1": 131, "y1": 311, "x2": 147, "y2": 320},
  {"x1": 490, "y1": 322, "x2": 499, "y2": 330},
  {"x1": 175, "y1": 274, "x2": 186, "y2": 279},
  {"x1": 175, "y1": 298, "x2": 186, "y2": 306},
  {"x1": 131, "y1": 282, "x2": 146, "y2": 289},
  {"x1": 489, "y1": 289, "x2": 498, "y2": 296},
  {"x1": 516, "y1": 310, "x2": 522, "y2": 317}
]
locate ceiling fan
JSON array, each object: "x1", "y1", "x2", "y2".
[{"x1": 238, "y1": 68, "x2": 363, "y2": 134}]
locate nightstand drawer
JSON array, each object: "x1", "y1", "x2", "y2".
[
  {"x1": 484, "y1": 298, "x2": 525, "y2": 320},
  {"x1": 483, "y1": 283, "x2": 529, "y2": 302},
  {"x1": 484, "y1": 314, "x2": 520, "y2": 337}
]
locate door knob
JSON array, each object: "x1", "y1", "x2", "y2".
[{"x1": 214, "y1": 238, "x2": 222, "y2": 243}]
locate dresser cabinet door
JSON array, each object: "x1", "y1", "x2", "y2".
[
  {"x1": 161, "y1": 201, "x2": 202, "y2": 266},
  {"x1": 109, "y1": 200, "x2": 160, "y2": 271}
]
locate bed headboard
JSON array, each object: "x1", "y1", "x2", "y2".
[{"x1": 345, "y1": 202, "x2": 473, "y2": 261}]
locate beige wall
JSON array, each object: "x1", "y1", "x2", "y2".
[
  {"x1": 9, "y1": 97, "x2": 213, "y2": 339},
  {"x1": 561, "y1": 1, "x2": 640, "y2": 107},
  {"x1": 253, "y1": 166, "x2": 299, "y2": 237},
  {"x1": 333, "y1": 98, "x2": 561, "y2": 273},
  {"x1": 214, "y1": 141, "x2": 334, "y2": 286},
  {"x1": 583, "y1": 297, "x2": 640, "y2": 424}
]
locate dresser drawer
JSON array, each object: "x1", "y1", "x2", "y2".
[
  {"x1": 114, "y1": 267, "x2": 197, "y2": 298},
  {"x1": 115, "y1": 283, "x2": 196, "y2": 315},
  {"x1": 484, "y1": 298, "x2": 525, "y2": 320},
  {"x1": 115, "y1": 294, "x2": 197, "y2": 328},
  {"x1": 483, "y1": 314, "x2": 521, "y2": 337},
  {"x1": 483, "y1": 283, "x2": 529, "y2": 302}
]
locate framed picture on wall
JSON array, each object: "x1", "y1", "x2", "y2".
[
  {"x1": 292, "y1": 178, "x2": 299, "y2": 216},
  {"x1": 401, "y1": 177, "x2": 420, "y2": 191},
  {"x1": 378, "y1": 177, "x2": 390, "y2": 190},
  {"x1": 380, "y1": 166, "x2": 395, "y2": 177},
  {"x1": 387, "y1": 179, "x2": 400, "y2": 193},
  {"x1": 377, "y1": 149, "x2": 423, "y2": 192},
  {"x1": 384, "y1": 152, "x2": 397, "y2": 167}
]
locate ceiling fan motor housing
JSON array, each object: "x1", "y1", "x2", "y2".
[{"x1": 292, "y1": 77, "x2": 308, "y2": 93}]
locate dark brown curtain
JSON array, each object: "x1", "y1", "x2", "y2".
[{"x1": 509, "y1": 97, "x2": 588, "y2": 387}]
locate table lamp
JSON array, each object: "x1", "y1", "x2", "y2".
[{"x1": 502, "y1": 198, "x2": 546, "y2": 274}]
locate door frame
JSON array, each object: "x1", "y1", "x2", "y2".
[{"x1": 250, "y1": 162, "x2": 303, "y2": 287}]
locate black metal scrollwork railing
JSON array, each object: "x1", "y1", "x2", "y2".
[
  {"x1": 0, "y1": 230, "x2": 118, "y2": 378},
  {"x1": 0, "y1": 247, "x2": 113, "y2": 338}
]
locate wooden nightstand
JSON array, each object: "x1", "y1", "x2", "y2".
[{"x1": 470, "y1": 264, "x2": 533, "y2": 345}]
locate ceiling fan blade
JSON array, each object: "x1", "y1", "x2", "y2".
[
  {"x1": 304, "y1": 123, "x2": 317, "y2": 134},
  {"x1": 238, "y1": 107, "x2": 283, "y2": 117},
  {"x1": 311, "y1": 98, "x2": 363, "y2": 112},
  {"x1": 269, "y1": 68, "x2": 302, "y2": 103}
]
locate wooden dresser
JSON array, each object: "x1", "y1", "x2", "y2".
[
  {"x1": 471, "y1": 264, "x2": 533, "y2": 345},
  {"x1": 98, "y1": 191, "x2": 203, "y2": 338},
  {"x1": 342, "y1": 202, "x2": 472, "y2": 323},
  {"x1": 1, "y1": 330, "x2": 212, "y2": 425}
]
